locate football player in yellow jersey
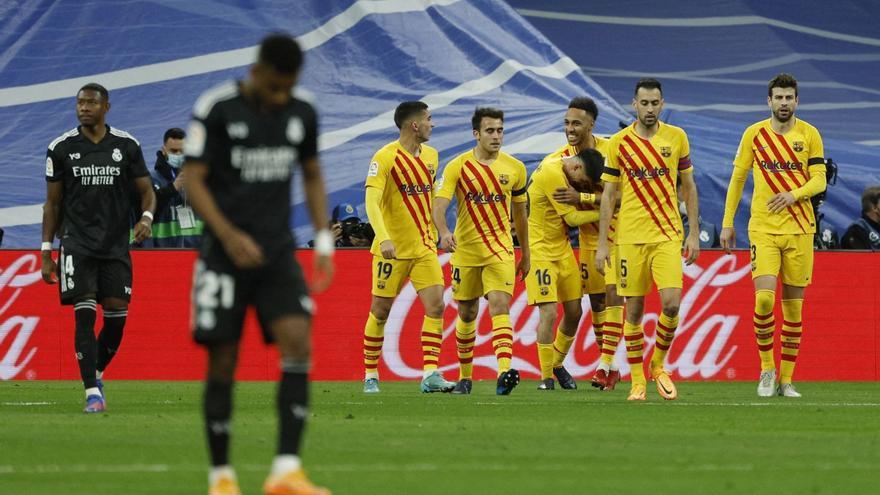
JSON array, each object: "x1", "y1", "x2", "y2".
[
  {"x1": 720, "y1": 73, "x2": 826, "y2": 398},
  {"x1": 360, "y1": 101, "x2": 455, "y2": 394},
  {"x1": 433, "y1": 108, "x2": 530, "y2": 395},
  {"x1": 549, "y1": 97, "x2": 626, "y2": 391},
  {"x1": 596, "y1": 78, "x2": 701, "y2": 401},
  {"x1": 527, "y1": 146, "x2": 605, "y2": 390}
]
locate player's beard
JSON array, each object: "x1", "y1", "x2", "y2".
[
  {"x1": 773, "y1": 108, "x2": 793, "y2": 123},
  {"x1": 639, "y1": 114, "x2": 657, "y2": 128}
]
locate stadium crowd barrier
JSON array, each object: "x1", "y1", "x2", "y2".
[{"x1": 1, "y1": 249, "x2": 877, "y2": 382}]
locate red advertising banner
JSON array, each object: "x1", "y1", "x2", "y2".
[{"x1": 1, "y1": 249, "x2": 877, "y2": 382}]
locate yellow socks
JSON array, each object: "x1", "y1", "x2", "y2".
[
  {"x1": 592, "y1": 309, "x2": 606, "y2": 350},
  {"x1": 537, "y1": 344, "x2": 555, "y2": 380},
  {"x1": 651, "y1": 313, "x2": 679, "y2": 371},
  {"x1": 552, "y1": 326, "x2": 575, "y2": 368},
  {"x1": 455, "y1": 318, "x2": 476, "y2": 380},
  {"x1": 421, "y1": 316, "x2": 443, "y2": 372},
  {"x1": 779, "y1": 299, "x2": 804, "y2": 384},
  {"x1": 491, "y1": 314, "x2": 514, "y2": 374},
  {"x1": 601, "y1": 306, "x2": 624, "y2": 367},
  {"x1": 363, "y1": 313, "x2": 386, "y2": 379},
  {"x1": 624, "y1": 321, "x2": 645, "y2": 385},
  {"x1": 754, "y1": 289, "x2": 776, "y2": 371}
]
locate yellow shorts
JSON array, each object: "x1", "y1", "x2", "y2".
[
  {"x1": 749, "y1": 231, "x2": 814, "y2": 287},
  {"x1": 451, "y1": 262, "x2": 515, "y2": 301},
  {"x1": 525, "y1": 252, "x2": 582, "y2": 305},
  {"x1": 616, "y1": 240, "x2": 683, "y2": 297},
  {"x1": 578, "y1": 248, "x2": 606, "y2": 295},
  {"x1": 371, "y1": 253, "x2": 444, "y2": 298}
]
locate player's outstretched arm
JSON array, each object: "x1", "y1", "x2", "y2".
[
  {"x1": 432, "y1": 196, "x2": 456, "y2": 252},
  {"x1": 302, "y1": 155, "x2": 334, "y2": 293},
  {"x1": 40, "y1": 181, "x2": 62, "y2": 284},
  {"x1": 132, "y1": 176, "x2": 156, "y2": 243},
  {"x1": 185, "y1": 161, "x2": 265, "y2": 268},
  {"x1": 680, "y1": 171, "x2": 700, "y2": 265},
  {"x1": 595, "y1": 181, "x2": 617, "y2": 275}
]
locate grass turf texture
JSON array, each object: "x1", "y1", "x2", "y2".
[{"x1": 1, "y1": 381, "x2": 879, "y2": 495}]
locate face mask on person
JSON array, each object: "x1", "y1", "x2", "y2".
[{"x1": 167, "y1": 153, "x2": 184, "y2": 168}]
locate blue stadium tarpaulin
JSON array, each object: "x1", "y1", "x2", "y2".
[
  {"x1": 1, "y1": 0, "x2": 877, "y2": 247},
  {"x1": 0, "y1": 0, "x2": 628, "y2": 247}
]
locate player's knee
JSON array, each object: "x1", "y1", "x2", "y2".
[
  {"x1": 458, "y1": 303, "x2": 478, "y2": 322},
  {"x1": 755, "y1": 290, "x2": 776, "y2": 315},
  {"x1": 661, "y1": 302, "x2": 679, "y2": 317},
  {"x1": 425, "y1": 303, "x2": 444, "y2": 319},
  {"x1": 370, "y1": 299, "x2": 392, "y2": 321}
]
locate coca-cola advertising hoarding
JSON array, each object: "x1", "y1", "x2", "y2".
[{"x1": 1, "y1": 249, "x2": 877, "y2": 381}]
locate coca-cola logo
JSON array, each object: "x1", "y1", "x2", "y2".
[
  {"x1": 0, "y1": 254, "x2": 43, "y2": 380},
  {"x1": 381, "y1": 254, "x2": 751, "y2": 379}
]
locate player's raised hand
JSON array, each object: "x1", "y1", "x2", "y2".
[
  {"x1": 553, "y1": 186, "x2": 580, "y2": 205},
  {"x1": 310, "y1": 254, "x2": 334, "y2": 293},
  {"x1": 767, "y1": 191, "x2": 795, "y2": 214},
  {"x1": 439, "y1": 231, "x2": 456, "y2": 252},
  {"x1": 40, "y1": 252, "x2": 57, "y2": 284},
  {"x1": 719, "y1": 227, "x2": 736, "y2": 254},
  {"x1": 379, "y1": 239, "x2": 396, "y2": 259},
  {"x1": 222, "y1": 228, "x2": 265, "y2": 268},
  {"x1": 595, "y1": 243, "x2": 610, "y2": 276},
  {"x1": 683, "y1": 233, "x2": 700, "y2": 265}
]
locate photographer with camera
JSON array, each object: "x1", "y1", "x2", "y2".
[{"x1": 328, "y1": 203, "x2": 373, "y2": 247}]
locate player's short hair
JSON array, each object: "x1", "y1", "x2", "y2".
[
  {"x1": 634, "y1": 78, "x2": 662, "y2": 97},
  {"x1": 575, "y1": 148, "x2": 604, "y2": 184},
  {"x1": 163, "y1": 127, "x2": 186, "y2": 142},
  {"x1": 471, "y1": 107, "x2": 504, "y2": 131},
  {"x1": 78, "y1": 82, "x2": 109, "y2": 101},
  {"x1": 768, "y1": 72, "x2": 798, "y2": 97},
  {"x1": 394, "y1": 101, "x2": 428, "y2": 129},
  {"x1": 568, "y1": 97, "x2": 598, "y2": 121},
  {"x1": 258, "y1": 33, "x2": 303, "y2": 75},
  {"x1": 862, "y1": 185, "x2": 880, "y2": 214}
]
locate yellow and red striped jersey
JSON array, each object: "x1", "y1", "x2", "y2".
[
  {"x1": 601, "y1": 122, "x2": 692, "y2": 245},
  {"x1": 527, "y1": 155, "x2": 581, "y2": 261},
  {"x1": 436, "y1": 149, "x2": 527, "y2": 266},
  {"x1": 365, "y1": 140, "x2": 438, "y2": 259},
  {"x1": 725, "y1": 118, "x2": 825, "y2": 234}
]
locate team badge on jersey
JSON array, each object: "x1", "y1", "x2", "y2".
[
  {"x1": 499, "y1": 174, "x2": 509, "y2": 185},
  {"x1": 367, "y1": 161, "x2": 379, "y2": 177},
  {"x1": 112, "y1": 148, "x2": 122, "y2": 162},
  {"x1": 659, "y1": 146, "x2": 672, "y2": 158},
  {"x1": 45, "y1": 157, "x2": 54, "y2": 177},
  {"x1": 793, "y1": 141, "x2": 804, "y2": 152},
  {"x1": 286, "y1": 117, "x2": 304, "y2": 145}
]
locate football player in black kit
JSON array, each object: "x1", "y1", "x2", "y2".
[
  {"x1": 184, "y1": 34, "x2": 334, "y2": 495},
  {"x1": 40, "y1": 82, "x2": 156, "y2": 414}
]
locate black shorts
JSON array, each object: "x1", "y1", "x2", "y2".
[
  {"x1": 57, "y1": 247, "x2": 132, "y2": 305},
  {"x1": 191, "y1": 250, "x2": 312, "y2": 345}
]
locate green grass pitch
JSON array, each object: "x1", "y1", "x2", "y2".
[{"x1": 2, "y1": 381, "x2": 879, "y2": 494}]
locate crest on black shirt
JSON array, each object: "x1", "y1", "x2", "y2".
[
  {"x1": 659, "y1": 146, "x2": 672, "y2": 157},
  {"x1": 793, "y1": 141, "x2": 804, "y2": 152},
  {"x1": 112, "y1": 148, "x2": 122, "y2": 162}
]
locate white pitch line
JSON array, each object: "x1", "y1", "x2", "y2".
[{"x1": 1, "y1": 401, "x2": 56, "y2": 406}]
